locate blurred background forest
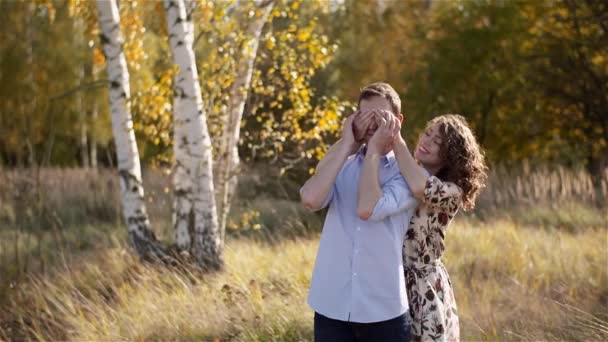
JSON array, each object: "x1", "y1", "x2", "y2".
[
  {"x1": 0, "y1": 0, "x2": 607, "y2": 341},
  {"x1": 1, "y1": 0, "x2": 606, "y2": 174}
]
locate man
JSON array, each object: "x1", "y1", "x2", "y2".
[{"x1": 300, "y1": 82, "x2": 417, "y2": 341}]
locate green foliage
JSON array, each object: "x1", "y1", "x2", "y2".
[
  {"x1": 522, "y1": 0, "x2": 608, "y2": 171},
  {"x1": 190, "y1": 0, "x2": 349, "y2": 172},
  {"x1": 323, "y1": 0, "x2": 607, "y2": 171},
  {"x1": 0, "y1": 0, "x2": 606, "y2": 173},
  {"x1": 413, "y1": 0, "x2": 608, "y2": 167},
  {"x1": 0, "y1": 0, "x2": 113, "y2": 167}
]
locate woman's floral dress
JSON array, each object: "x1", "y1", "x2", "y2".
[{"x1": 404, "y1": 176, "x2": 461, "y2": 341}]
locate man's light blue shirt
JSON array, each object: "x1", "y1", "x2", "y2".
[{"x1": 306, "y1": 148, "x2": 418, "y2": 323}]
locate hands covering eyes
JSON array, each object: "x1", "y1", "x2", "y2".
[
  {"x1": 344, "y1": 109, "x2": 403, "y2": 154},
  {"x1": 367, "y1": 110, "x2": 401, "y2": 154}
]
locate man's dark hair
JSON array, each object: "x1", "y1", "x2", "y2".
[{"x1": 358, "y1": 82, "x2": 401, "y2": 115}]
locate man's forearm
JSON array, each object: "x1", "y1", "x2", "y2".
[
  {"x1": 300, "y1": 139, "x2": 358, "y2": 210},
  {"x1": 357, "y1": 151, "x2": 382, "y2": 220},
  {"x1": 314, "y1": 138, "x2": 352, "y2": 174}
]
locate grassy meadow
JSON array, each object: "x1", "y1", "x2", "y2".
[{"x1": 0, "y1": 166, "x2": 606, "y2": 341}]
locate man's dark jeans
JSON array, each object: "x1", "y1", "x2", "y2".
[{"x1": 314, "y1": 312, "x2": 411, "y2": 342}]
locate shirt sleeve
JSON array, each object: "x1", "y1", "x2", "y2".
[
  {"x1": 301, "y1": 154, "x2": 356, "y2": 211},
  {"x1": 319, "y1": 184, "x2": 336, "y2": 210},
  {"x1": 368, "y1": 172, "x2": 418, "y2": 222}
]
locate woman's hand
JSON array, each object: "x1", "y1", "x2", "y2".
[
  {"x1": 368, "y1": 110, "x2": 399, "y2": 155},
  {"x1": 392, "y1": 115, "x2": 406, "y2": 148}
]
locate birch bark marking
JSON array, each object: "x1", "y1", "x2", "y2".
[
  {"x1": 165, "y1": 0, "x2": 223, "y2": 270},
  {"x1": 96, "y1": 0, "x2": 169, "y2": 262},
  {"x1": 217, "y1": 1, "x2": 274, "y2": 244}
]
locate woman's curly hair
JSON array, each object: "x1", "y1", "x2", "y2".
[{"x1": 425, "y1": 114, "x2": 488, "y2": 211}]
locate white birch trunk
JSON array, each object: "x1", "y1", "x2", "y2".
[
  {"x1": 165, "y1": 0, "x2": 223, "y2": 270},
  {"x1": 96, "y1": 0, "x2": 169, "y2": 262},
  {"x1": 216, "y1": 1, "x2": 274, "y2": 244}
]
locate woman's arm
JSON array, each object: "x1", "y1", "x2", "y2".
[
  {"x1": 392, "y1": 135, "x2": 429, "y2": 200},
  {"x1": 357, "y1": 111, "x2": 396, "y2": 219},
  {"x1": 358, "y1": 151, "x2": 382, "y2": 219}
]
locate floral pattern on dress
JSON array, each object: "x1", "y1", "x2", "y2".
[{"x1": 404, "y1": 175, "x2": 461, "y2": 341}]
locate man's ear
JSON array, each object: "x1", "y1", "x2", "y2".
[{"x1": 397, "y1": 114, "x2": 404, "y2": 123}]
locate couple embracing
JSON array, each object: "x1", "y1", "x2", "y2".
[{"x1": 300, "y1": 82, "x2": 487, "y2": 342}]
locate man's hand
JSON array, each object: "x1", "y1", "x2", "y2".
[
  {"x1": 342, "y1": 111, "x2": 362, "y2": 151},
  {"x1": 368, "y1": 110, "x2": 399, "y2": 154},
  {"x1": 352, "y1": 110, "x2": 375, "y2": 143}
]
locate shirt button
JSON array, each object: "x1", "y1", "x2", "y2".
[
  {"x1": 353, "y1": 272, "x2": 357, "y2": 276},
  {"x1": 355, "y1": 249, "x2": 359, "y2": 254},
  {"x1": 357, "y1": 227, "x2": 361, "y2": 231}
]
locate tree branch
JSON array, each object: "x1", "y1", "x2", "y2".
[{"x1": 49, "y1": 79, "x2": 108, "y2": 102}]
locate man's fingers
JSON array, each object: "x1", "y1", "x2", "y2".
[
  {"x1": 344, "y1": 113, "x2": 356, "y2": 127},
  {"x1": 357, "y1": 111, "x2": 374, "y2": 126},
  {"x1": 361, "y1": 110, "x2": 375, "y2": 121},
  {"x1": 354, "y1": 110, "x2": 374, "y2": 125},
  {"x1": 358, "y1": 110, "x2": 373, "y2": 120},
  {"x1": 349, "y1": 110, "x2": 361, "y2": 121}
]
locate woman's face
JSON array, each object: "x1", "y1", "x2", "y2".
[{"x1": 415, "y1": 123, "x2": 444, "y2": 172}]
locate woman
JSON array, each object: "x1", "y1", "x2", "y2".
[
  {"x1": 396, "y1": 114, "x2": 487, "y2": 341},
  {"x1": 367, "y1": 112, "x2": 487, "y2": 341}
]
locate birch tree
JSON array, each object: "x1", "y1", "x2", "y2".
[
  {"x1": 165, "y1": 0, "x2": 223, "y2": 270},
  {"x1": 96, "y1": 0, "x2": 170, "y2": 262},
  {"x1": 216, "y1": 0, "x2": 275, "y2": 244},
  {"x1": 190, "y1": 0, "x2": 344, "y2": 237}
]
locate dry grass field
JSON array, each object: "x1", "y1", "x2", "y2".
[{"x1": 0, "y1": 167, "x2": 606, "y2": 341}]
